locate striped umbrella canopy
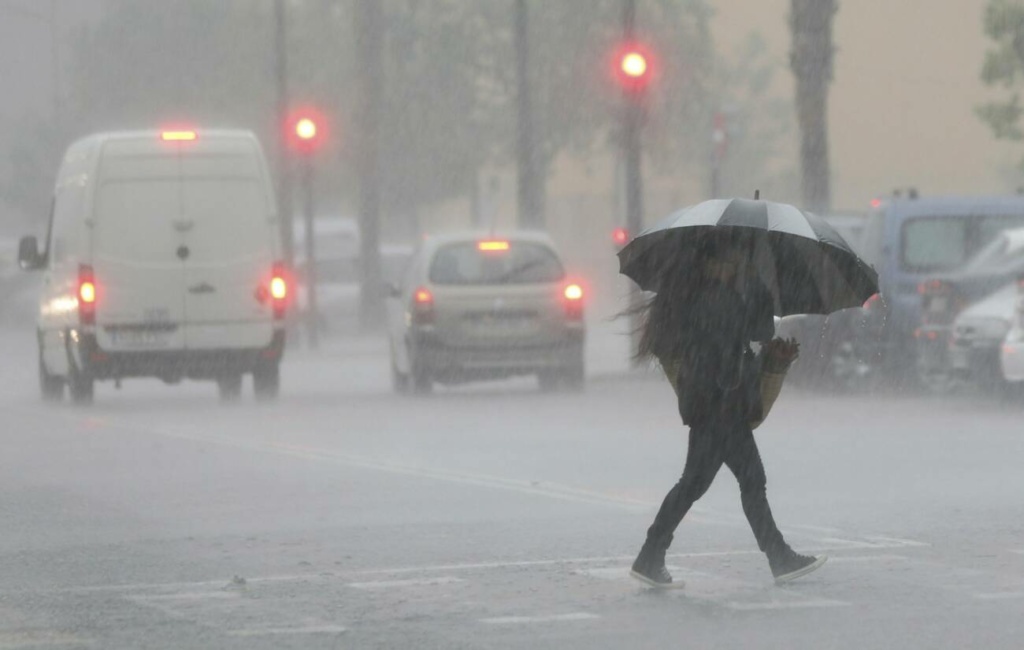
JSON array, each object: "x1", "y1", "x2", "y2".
[{"x1": 617, "y1": 198, "x2": 879, "y2": 316}]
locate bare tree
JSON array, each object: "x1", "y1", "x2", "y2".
[{"x1": 789, "y1": 0, "x2": 837, "y2": 212}]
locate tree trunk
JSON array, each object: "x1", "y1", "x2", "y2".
[
  {"x1": 354, "y1": 0, "x2": 386, "y2": 329},
  {"x1": 790, "y1": 0, "x2": 837, "y2": 213},
  {"x1": 514, "y1": 0, "x2": 544, "y2": 229}
]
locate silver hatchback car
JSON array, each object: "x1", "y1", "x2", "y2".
[{"x1": 385, "y1": 232, "x2": 586, "y2": 393}]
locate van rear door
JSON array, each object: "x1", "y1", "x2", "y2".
[
  {"x1": 181, "y1": 178, "x2": 276, "y2": 349},
  {"x1": 92, "y1": 180, "x2": 187, "y2": 352}
]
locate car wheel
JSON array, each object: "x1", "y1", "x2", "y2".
[
  {"x1": 391, "y1": 357, "x2": 410, "y2": 395},
  {"x1": 217, "y1": 374, "x2": 243, "y2": 402},
  {"x1": 537, "y1": 370, "x2": 560, "y2": 392},
  {"x1": 253, "y1": 362, "x2": 280, "y2": 401},
  {"x1": 39, "y1": 350, "x2": 64, "y2": 402},
  {"x1": 67, "y1": 363, "x2": 94, "y2": 405},
  {"x1": 409, "y1": 348, "x2": 432, "y2": 395}
]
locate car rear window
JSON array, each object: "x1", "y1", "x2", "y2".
[{"x1": 428, "y1": 242, "x2": 565, "y2": 285}]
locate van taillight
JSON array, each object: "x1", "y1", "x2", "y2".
[
  {"x1": 271, "y1": 262, "x2": 288, "y2": 319},
  {"x1": 563, "y1": 283, "x2": 584, "y2": 320},
  {"x1": 79, "y1": 264, "x2": 96, "y2": 324},
  {"x1": 412, "y1": 286, "x2": 434, "y2": 325}
]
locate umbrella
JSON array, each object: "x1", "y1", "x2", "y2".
[{"x1": 617, "y1": 197, "x2": 879, "y2": 316}]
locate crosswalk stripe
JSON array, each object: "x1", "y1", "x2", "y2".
[{"x1": 481, "y1": 613, "x2": 599, "y2": 625}]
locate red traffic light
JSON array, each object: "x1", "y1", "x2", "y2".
[
  {"x1": 621, "y1": 52, "x2": 647, "y2": 79},
  {"x1": 295, "y1": 118, "x2": 317, "y2": 141},
  {"x1": 613, "y1": 42, "x2": 654, "y2": 92},
  {"x1": 286, "y1": 107, "x2": 328, "y2": 153},
  {"x1": 612, "y1": 227, "x2": 629, "y2": 247}
]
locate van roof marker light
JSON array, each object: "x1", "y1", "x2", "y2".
[{"x1": 161, "y1": 130, "x2": 197, "y2": 142}]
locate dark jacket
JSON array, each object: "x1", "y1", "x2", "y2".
[{"x1": 660, "y1": 279, "x2": 775, "y2": 427}]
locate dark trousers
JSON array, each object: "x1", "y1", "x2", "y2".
[{"x1": 645, "y1": 416, "x2": 787, "y2": 559}]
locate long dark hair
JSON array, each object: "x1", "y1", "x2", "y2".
[{"x1": 631, "y1": 229, "x2": 753, "y2": 363}]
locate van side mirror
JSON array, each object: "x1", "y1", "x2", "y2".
[{"x1": 18, "y1": 236, "x2": 44, "y2": 270}]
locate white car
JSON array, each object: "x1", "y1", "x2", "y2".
[
  {"x1": 949, "y1": 281, "x2": 1017, "y2": 387},
  {"x1": 18, "y1": 129, "x2": 287, "y2": 403},
  {"x1": 999, "y1": 284, "x2": 1024, "y2": 383},
  {"x1": 385, "y1": 232, "x2": 586, "y2": 394}
]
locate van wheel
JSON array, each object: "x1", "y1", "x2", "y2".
[
  {"x1": 561, "y1": 360, "x2": 585, "y2": 392},
  {"x1": 39, "y1": 353, "x2": 64, "y2": 402},
  {"x1": 68, "y1": 365, "x2": 94, "y2": 405},
  {"x1": 217, "y1": 374, "x2": 243, "y2": 402},
  {"x1": 253, "y1": 362, "x2": 280, "y2": 401}
]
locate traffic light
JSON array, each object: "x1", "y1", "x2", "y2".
[
  {"x1": 285, "y1": 107, "x2": 327, "y2": 154},
  {"x1": 295, "y1": 118, "x2": 317, "y2": 142},
  {"x1": 613, "y1": 43, "x2": 654, "y2": 93},
  {"x1": 612, "y1": 227, "x2": 630, "y2": 249}
]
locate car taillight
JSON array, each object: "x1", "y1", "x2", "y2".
[
  {"x1": 271, "y1": 262, "x2": 288, "y2": 319},
  {"x1": 79, "y1": 264, "x2": 96, "y2": 325},
  {"x1": 412, "y1": 286, "x2": 434, "y2": 325},
  {"x1": 563, "y1": 283, "x2": 583, "y2": 320}
]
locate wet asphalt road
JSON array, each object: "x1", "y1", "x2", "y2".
[{"x1": 1, "y1": 327, "x2": 1023, "y2": 649}]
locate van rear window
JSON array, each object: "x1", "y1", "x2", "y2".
[{"x1": 429, "y1": 242, "x2": 564, "y2": 285}]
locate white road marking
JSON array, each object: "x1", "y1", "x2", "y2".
[
  {"x1": 825, "y1": 554, "x2": 909, "y2": 563},
  {"x1": 347, "y1": 576, "x2": 465, "y2": 589},
  {"x1": 480, "y1": 613, "x2": 599, "y2": 625},
  {"x1": 974, "y1": 591, "x2": 1024, "y2": 601},
  {"x1": 226, "y1": 625, "x2": 346, "y2": 636},
  {"x1": 1010, "y1": 549, "x2": 1024, "y2": 556},
  {"x1": 0, "y1": 631, "x2": 92, "y2": 648},
  {"x1": 861, "y1": 535, "x2": 930, "y2": 549},
  {"x1": 726, "y1": 599, "x2": 849, "y2": 611}
]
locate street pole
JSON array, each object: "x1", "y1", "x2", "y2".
[
  {"x1": 354, "y1": 0, "x2": 386, "y2": 330},
  {"x1": 514, "y1": 0, "x2": 543, "y2": 229},
  {"x1": 622, "y1": 0, "x2": 645, "y2": 362},
  {"x1": 274, "y1": 0, "x2": 294, "y2": 266},
  {"x1": 301, "y1": 156, "x2": 319, "y2": 350}
]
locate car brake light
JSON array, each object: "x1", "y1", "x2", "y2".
[
  {"x1": 412, "y1": 286, "x2": 434, "y2": 324},
  {"x1": 563, "y1": 283, "x2": 583, "y2": 320},
  {"x1": 478, "y1": 240, "x2": 510, "y2": 252},
  {"x1": 271, "y1": 276, "x2": 287, "y2": 301},
  {"x1": 79, "y1": 264, "x2": 96, "y2": 325},
  {"x1": 270, "y1": 262, "x2": 288, "y2": 319},
  {"x1": 161, "y1": 130, "x2": 197, "y2": 141},
  {"x1": 79, "y1": 281, "x2": 96, "y2": 304}
]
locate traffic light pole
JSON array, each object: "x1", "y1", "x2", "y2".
[
  {"x1": 300, "y1": 156, "x2": 319, "y2": 350},
  {"x1": 274, "y1": 0, "x2": 294, "y2": 266},
  {"x1": 622, "y1": 0, "x2": 645, "y2": 362}
]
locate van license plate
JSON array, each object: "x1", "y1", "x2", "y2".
[{"x1": 109, "y1": 329, "x2": 171, "y2": 348}]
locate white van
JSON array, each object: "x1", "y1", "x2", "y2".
[{"x1": 18, "y1": 129, "x2": 288, "y2": 404}]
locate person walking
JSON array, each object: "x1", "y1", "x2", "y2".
[{"x1": 629, "y1": 234, "x2": 827, "y2": 588}]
